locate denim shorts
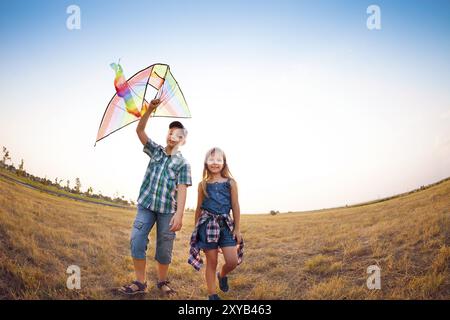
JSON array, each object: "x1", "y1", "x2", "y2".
[
  {"x1": 197, "y1": 218, "x2": 237, "y2": 250},
  {"x1": 130, "y1": 204, "x2": 176, "y2": 264}
]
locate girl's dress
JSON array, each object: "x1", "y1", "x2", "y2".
[
  {"x1": 197, "y1": 179, "x2": 236, "y2": 249},
  {"x1": 188, "y1": 179, "x2": 244, "y2": 270}
]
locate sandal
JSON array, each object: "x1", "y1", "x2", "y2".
[
  {"x1": 118, "y1": 280, "x2": 148, "y2": 295},
  {"x1": 157, "y1": 280, "x2": 177, "y2": 296}
]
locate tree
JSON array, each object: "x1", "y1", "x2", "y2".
[
  {"x1": 54, "y1": 177, "x2": 63, "y2": 187},
  {"x1": 17, "y1": 159, "x2": 25, "y2": 176},
  {"x1": 86, "y1": 186, "x2": 93, "y2": 196},
  {"x1": 74, "y1": 178, "x2": 81, "y2": 193},
  {"x1": 66, "y1": 180, "x2": 70, "y2": 190},
  {"x1": 1, "y1": 146, "x2": 11, "y2": 165}
]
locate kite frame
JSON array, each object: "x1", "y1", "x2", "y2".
[{"x1": 95, "y1": 63, "x2": 191, "y2": 146}]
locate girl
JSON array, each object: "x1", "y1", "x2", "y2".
[{"x1": 188, "y1": 147, "x2": 243, "y2": 300}]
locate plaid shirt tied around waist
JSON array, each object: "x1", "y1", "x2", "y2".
[{"x1": 188, "y1": 209, "x2": 244, "y2": 271}]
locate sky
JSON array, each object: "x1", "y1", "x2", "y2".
[{"x1": 0, "y1": 0, "x2": 449, "y2": 213}]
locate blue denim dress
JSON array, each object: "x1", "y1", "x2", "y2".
[
  {"x1": 201, "y1": 180, "x2": 232, "y2": 215},
  {"x1": 197, "y1": 179, "x2": 236, "y2": 249}
]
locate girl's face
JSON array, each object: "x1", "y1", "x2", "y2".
[{"x1": 206, "y1": 152, "x2": 224, "y2": 174}]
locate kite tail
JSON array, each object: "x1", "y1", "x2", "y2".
[
  {"x1": 123, "y1": 92, "x2": 141, "y2": 118},
  {"x1": 140, "y1": 101, "x2": 149, "y2": 117},
  {"x1": 114, "y1": 79, "x2": 141, "y2": 118}
]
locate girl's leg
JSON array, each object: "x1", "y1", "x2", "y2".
[
  {"x1": 219, "y1": 246, "x2": 238, "y2": 277},
  {"x1": 204, "y1": 249, "x2": 219, "y2": 295}
]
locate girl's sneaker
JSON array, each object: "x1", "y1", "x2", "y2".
[
  {"x1": 217, "y1": 272, "x2": 229, "y2": 292},
  {"x1": 208, "y1": 294, "x2": 221, "y2": 300}
]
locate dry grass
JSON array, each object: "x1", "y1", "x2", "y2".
[{"x1": 0, "y1": 175, "x2": 449, "y2": 299}]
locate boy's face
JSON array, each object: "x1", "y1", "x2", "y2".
[
  {"x1": 166, "y1": 128, "x2": 186, "y2": 149},
  {"x1": 206, "y1": 152, "x2": 224, "y2": 174}
]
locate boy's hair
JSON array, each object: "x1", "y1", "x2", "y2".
[
  {"x1": 169, "y1": 121, "x2": 188, "y2": 137},
  {"x1": 169, "y1": 121, "x2": 184, "y2": 129},
  {"x1": 201, "y1": 147, "x2": 233, "y2": 197}
]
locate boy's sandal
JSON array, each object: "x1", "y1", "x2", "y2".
[
  {"x1": 157, "y1": 280, "x2": 177, "y2": 296},
  {"x1": 118, "y1": 280, "x2": 148, "y2": 295}
]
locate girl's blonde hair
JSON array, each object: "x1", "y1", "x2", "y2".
[{"x1": 201, "y1": 147, "x2": 233, "y2": 197}]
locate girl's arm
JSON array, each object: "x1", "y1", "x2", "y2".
[
  {"x1": 230, "y1": 179, "x2": 241, "y2": 236},
  {"x1": 194, "y1": 182, "x2": 204, "y2": 225}
]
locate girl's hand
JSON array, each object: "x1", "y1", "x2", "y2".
[{"x1": 233, "y1": 229, "x2": 242, "y2": 244}]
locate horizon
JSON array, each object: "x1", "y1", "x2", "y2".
[
  {"x1": 1, "y1": 154, "x2": 448, "y2": 215},
  {"x1": 1, "y1": 0, "x2": 450, "y2": 213}
]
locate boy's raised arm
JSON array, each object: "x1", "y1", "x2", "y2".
[{"x1": 136, "y1": 99, "x2": 160, "y2": 145}]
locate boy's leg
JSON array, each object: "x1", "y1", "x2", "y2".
[
  {"x1": 155, "y1": 212, "x2": 176, "y2": 281},
  {"x1": 204, "y1": 249, "x2": 219, "y2": 295},
  {"x1": 130, "y1": 206, "x2": 157, "y2": 283},
  {"x1": 220, "y1": 246, "x2": 239, "y2": 277},
  {"x1": 133, "y1": 259, "x2": 146, "y2": 284},
  {"x1": 156, "y1": 263, "x2": 169, "y2": 282}
]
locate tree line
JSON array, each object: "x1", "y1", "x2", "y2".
[{"x1": 1, "y1": 146, "x2": 134, "y2": 207}]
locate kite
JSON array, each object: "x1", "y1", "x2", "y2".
[{"x1": 95, "y1": 63, "x2": 191, "y2": 145}]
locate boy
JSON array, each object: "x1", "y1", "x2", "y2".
[{"x1": 119, "y1": 99, "x2": 192, "y2": 295}]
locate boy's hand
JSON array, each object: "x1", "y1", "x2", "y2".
[
  {"x1": 169, "y1": 212, "x2": 183, "y2": 232},
  {"x1": 150, "y1": 99, "x2": 161, "y2": 109},
  {"x1": 145, "y1": 99, "x2": 160, "y2": 113}
]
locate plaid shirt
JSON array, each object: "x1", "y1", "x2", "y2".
[
  {"x1": 188, "y1": 209, "x2": 244, "y2": 271},
  {"x1": 137, "y1": 138, "x2": 192, "y2": 214}
]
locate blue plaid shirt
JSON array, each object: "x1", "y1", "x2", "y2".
[{"x1": 137, "y1": 138, "x2": 192, "y2": 214}]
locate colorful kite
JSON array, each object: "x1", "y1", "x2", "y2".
[{"x1": 95, "y1": 63, "x2": 191, "y2": 145}]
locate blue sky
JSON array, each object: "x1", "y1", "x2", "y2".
[{"x1": 1, "y1": 0, "x2": 449, "y2": 213}]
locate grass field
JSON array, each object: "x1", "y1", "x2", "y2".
[{"x1": 0, "y1": 175, "x2": 449, "y2": 300}]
